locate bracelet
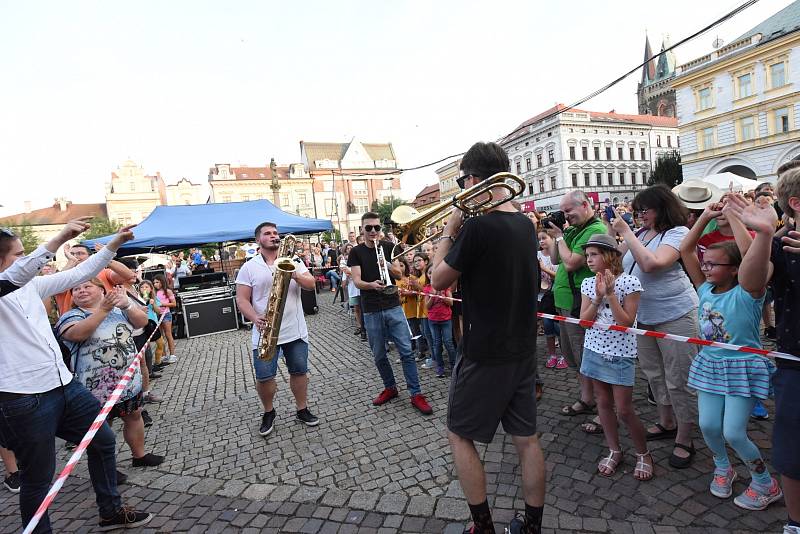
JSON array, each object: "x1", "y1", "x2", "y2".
[{"x1": 438, "y1": 235, "x2": 456, "y2": 244}]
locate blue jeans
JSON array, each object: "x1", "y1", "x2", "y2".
[
  {"x1": 543, "y1": 317, "x2": 560, "y2": 337},
  {"x1": 0, "y1": 379, "x2": 121, "y2": 533},
  {"x1": 325, "y1": 270, "x2": 341, "y2": 289},
  {"x1": 429, "y1": 319, "x2": 457, "y2": 371},
  {"x1": 363, "y1": 306, "x2": 421, "y2": 395},
  {"x1": 421, "y1": 318, "x2": 433, "y2": 358}
]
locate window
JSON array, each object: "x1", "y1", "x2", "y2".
[
  {"x1": 629, "y1": 147, "x2": 635, "y2": 160},
  {"x1": 596, "y1": 172, "x2": 603, "y2": 186},
  {"x1": 354, "y1": 198, "x2": 369, "y2": 212},
  {"x1": 583, "y1": 173, "x2": 590, "y2": 187},
  {"x1": 538, "y1": 179, "x2": 545, "y2": 193},
  {"x1": 526, "y1": 157, "x2": 531, "y2": 171},
  {"x1": 569, "y1": 146, "x2": 576, "y2": 160},
  {"x1": 548, "y1": 149, "x2": 554, "y2": 163},
  {"x1": 620, "y1": 172, "x2": 626, "y2": 185},
  {"x1": 528, "y1": 183, "x2": 534, "y2": 195},
  {"x1": 656, "y1": 135, "x2": 662, "y2": 147},
  {"x1": 298, "y1": 192, "x2": 308, "y2": 206},
  {"x1": 775, "y1": 107, "x2": 790, "y2": 133},
  {"x1": 702, "y1": 127, "x2": 715, "y2": 149},
  {"x1": 642, "y1": 172, "x2": 648, "y2": 184},
  {"x1": 737, "y1": 73, "x2": 752, "y2": 98},
  {"x1": 640, "y1": 147, "x2": 646, "y2": 160},
  {"x1": 280, "y1": 193, "x2": 290, "y2": 207},
  {"x1": 129, "y1": 182, "x2": 136, "y2": 192},
  {"x1": 536, "y1": 154, "x2": 542, "y2": 167},
  {"x1": 352, "y1": 180, "x2": 368, "y2": 194},
  {"x1": 698, "y1": 87, "x2": 712, "y2": 110},
  {"x1": 222, "y1": 194, "x2": 232, "y2": 203},
  {"x1": 667, "y1": 136, "x2": 672, "y2": 148},
  {"x1": 606, "y1": 147, "x2": 612, "y2": 160},
  {"x1": 550, "y1": 177, "x2": 557, "y2": 190},
  {"x1": 770, "y1": 62, "x2": 786, "y2": 88},
  {"x1": 571, "y1": 173, "x2": 578, "y2": 187},
  {"x1": 740, "y1": 116, "x2": 755, "y2": 141},
  {"x1": 581, "y1": 146, "x2": 588, "y2": 160},
  {"x1": 242, "y1": 194, "x2": 250, "y2": 201},
  {"x1": 324, "y1": 199, "x2": 336, "y2": 216},
  {"x1": 608, "y1": 172, "x2": 615, "y2": 185},
  {"x1": 594, "y1": 146, "x2": 600, "y2": 160},
  {"x1": 516, "y1": 161, "x2": 522, "y2": 174},
  {"x1": 617, "y1": 147, "x2": 623, "y2": 160}
]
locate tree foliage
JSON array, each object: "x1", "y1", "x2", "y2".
[
  {"x1": 648, "y1": 151, "x2": 683, "y2": 189},
  {"x1": 9, "y1": 224, "x2": 40, "y2": 254},
  {"x1": 83, "y1": 217, "x2": 122, "y2": 240},
  {"x1": 371, "y1": 198, "x2": 407, "y2": 224}
]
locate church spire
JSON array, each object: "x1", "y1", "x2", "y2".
[{"x1": 641, "y1": 33, "x2": 656, "y2": 85}]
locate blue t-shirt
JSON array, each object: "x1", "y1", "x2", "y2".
[{"x1": 697, "y1": 282, "x2": 764, "y2": 359}]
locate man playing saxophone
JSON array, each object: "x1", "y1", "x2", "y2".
[{"x1": 236, "y1": 222, "x2": 319, "y2": 436}]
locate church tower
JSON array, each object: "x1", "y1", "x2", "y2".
[{"x1": 637, "y1": 34, "x2": 677, "y2": 117}]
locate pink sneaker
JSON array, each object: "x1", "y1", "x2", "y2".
[
  {"x1": 545, "y1": 354, "x2": 558, "y2": 368},
  {"x1": 555, "y1": 356, "x2": 569, "y2": 369}
]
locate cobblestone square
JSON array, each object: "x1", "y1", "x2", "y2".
[{"x1": 0, "y1": 299, "x2": 786, "y2": 533}]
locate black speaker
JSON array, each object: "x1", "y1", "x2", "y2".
[{"x1": 181, "y1": 296, "x2": 239, "y2": 338}]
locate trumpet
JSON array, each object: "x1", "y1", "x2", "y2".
[
  {"x1": 375, "y1": 239, "x2": 399, "y2": 295},
  {"x1": 388, "y1": 171, "x2": 525, "y2": 260}
]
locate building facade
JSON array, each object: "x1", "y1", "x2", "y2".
[
  {"x1": 208, "y1": 161, "x2": 315, "y2": 217},
  {"x1": 502, "y1": 104, "x2": 679, "y2": 212},
  {"x1": 673, "y1": 1, "x2": 800, "y2": 182},
  {"x1": 638, "y1": 35, "x2": 678, "y2": 117},
  {"x1": 435, "y1": 158, "x2": 461, "y2": 201},
  {"x1": 411, "y1": 184, "x2": 441, "y2": 210},
  {"x1": 165, "y1": 178, "x2": 207, "y2": 206},
  {"x1": 105, "y1": 160, "x2": 167, "y2": 225},
  {"x1": 300, "y1": 139, "x2": 400, "y2": 235}
]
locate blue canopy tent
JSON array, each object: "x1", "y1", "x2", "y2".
[{"x1": 83, "y1": 200, "x2": 333, "y2": 255}]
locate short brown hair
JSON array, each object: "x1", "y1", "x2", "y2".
[
  {"x1": 776, "y1": 167, "x2": 800, "y2": 218},
  {"x1": 707, "y1": 241, "x2": 742, "y2": 267},
  {"x1": 586, "y1": 246, "x2": 623, "y2": 276}
]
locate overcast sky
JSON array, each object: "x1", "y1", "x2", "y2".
[{"x1": 0, "y1": 0, "x2": 793, "y2": 216}]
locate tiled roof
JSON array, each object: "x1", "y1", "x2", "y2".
[
  {"x1": 0, "y1": 202, "x2": 107, "y2": 226},
  {"x1": 412, "y1": 184, "x2": 441, "y2": 208},
  {"x1": 208, "y1": 165, "x2": 291, "y2": 181},
  {"x1": 301, "y1": 141, "x2": 396, "y2": 171},
  {"x1": 736, "y1": 0, "x2": 800, "y2": 43}
]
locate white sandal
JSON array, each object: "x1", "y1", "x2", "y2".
[
  {"x1": 634, "y1": 451, "x2": 654, "y2": 481},
  {"x1": 598, "y1": 449, "x2": 623, "y2": 477}
]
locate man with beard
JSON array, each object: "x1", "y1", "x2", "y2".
[{"x1": 236, "y1": 222, "x2": 319, "y2": 436}]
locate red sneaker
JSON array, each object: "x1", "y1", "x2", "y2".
[
  {"x1": 372, "y1": 387, "x2": 398, "y2": 406},
  {"x1": 410, "y1": 394, "x2": 433, "y2": 415}
]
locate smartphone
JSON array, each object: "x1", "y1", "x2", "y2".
[{"x1": 605, "y1": 205, "x2": 615, "y2": 221}]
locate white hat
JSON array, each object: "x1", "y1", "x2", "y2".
[{"x1": 672, "y1": 180, "x2": 723, "y2": 210}]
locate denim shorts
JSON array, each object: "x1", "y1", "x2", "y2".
[
  {"x1": 252, "y1": 338, "x2": 309, "y2": 382},
  {"x1": 773, "y1": 367, "x2": 800, "y2": 478},
  {"x1": 162, "y1": 311, "x2": 173, "y2": 322},
  {"x1": 580, "y1": 348, "x2": 636, "y2": 387},
  {"x1": 349, "y1": 296, "x2": 360, "y2": 307}
]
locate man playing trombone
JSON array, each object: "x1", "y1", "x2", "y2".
[
  {"x1": 431, "y1": 141, "x2": 545, "y2": 534},
  {"x1": 347, "y1": 214, "x2": 433, "y2": 415}
]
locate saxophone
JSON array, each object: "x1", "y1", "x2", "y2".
[{"x1": 258, "y1": 234, "x2": 297, "y2": 361}]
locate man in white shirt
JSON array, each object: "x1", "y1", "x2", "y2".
[
  {"x1": 0, "y1": 221, "x2": 153, "y2": 532},
  {"x1": 236, "y1": 222, "x2": 319, "y2": 437},
  {"x1": 170, "y1": 259, "x2": 192, "y2": 289}
]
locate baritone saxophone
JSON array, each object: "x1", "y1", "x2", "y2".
[{"x1": 258, "y1": 234, "x2": 297, "y2": 361}]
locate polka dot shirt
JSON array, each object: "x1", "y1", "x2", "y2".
[{"x1": 580, "y1": 273, "x2": 643, "y2": 358}]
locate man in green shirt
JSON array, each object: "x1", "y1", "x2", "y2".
[{"x1": 547, "y1": 190, "x2": 607, "y2": 417}]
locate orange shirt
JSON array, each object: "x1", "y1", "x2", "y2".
[
  {"x1": 415, "y1": 274, "x2": 428, "y2": 319},
  {"x1": 397, "y1": 278, "x2": 417, "y2": 319},
  {"x1": 55, "y1": 269, "x2": 115, "y2": 316}
]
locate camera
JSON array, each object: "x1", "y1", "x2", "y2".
[{"x1": 541, "y1": 210, "x2": 566, "y2": 230}]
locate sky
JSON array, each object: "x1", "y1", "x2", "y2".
[{"x1": 0, "y1": 0, "x2": 794, "y2": 216}]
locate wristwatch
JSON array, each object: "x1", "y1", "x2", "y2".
[{"x1": 555, "y1": 236, "x2": 564, "y2": 243}]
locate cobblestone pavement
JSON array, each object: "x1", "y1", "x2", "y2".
[{"x1": 0, "y1": 297, "x2": 787, "y2": 533}]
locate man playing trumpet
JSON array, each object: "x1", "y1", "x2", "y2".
[
  {"x1": 236, "y1": 222, "x2": 319, "y2": 437},
  {"x1": 347, "y1": 213, "x2": 433, "y2": 415}
]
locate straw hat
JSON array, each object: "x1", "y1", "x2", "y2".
[{"x1": 672, "y1": 179, "x2": 723, "y2": 210}]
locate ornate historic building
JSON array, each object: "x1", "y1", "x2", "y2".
[
  {"x1": 105, "y1": 160, "x2": 167, "y2": 225},
  {"x1": 638, "y1": 35, "x2": 678, "y2": 117}
]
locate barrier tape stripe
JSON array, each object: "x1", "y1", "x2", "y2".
[
  {"x1": 22, "y1": 311, "x2": 167, "y2": 534},
  {"x1": 399, "y1": 289, "x2": 799, "y2": 362}
]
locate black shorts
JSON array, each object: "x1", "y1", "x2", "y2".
[
  {"x1": 451, "y1": 291, "x2": 462, "y2": 319},
  {"x1": 447, "y1": 356, "x2": 537, "y2": 443},
  {"x1": 107, "y1": 392, "x2": 144, "y2": 422},
  {"x1": 773, "y1": 367, "x2": 800, "y2": 479}
]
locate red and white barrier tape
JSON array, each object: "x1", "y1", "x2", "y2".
[
  {"x1": 400, "y1": 289, "x2": 799, "y2": 362},
  {"x1": 22, "y1": 311, "x2": 167, "y2": 534}
]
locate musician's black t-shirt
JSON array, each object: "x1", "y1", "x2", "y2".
[
  {"x1": 348, "y1": 241, "x2": 401, "y2": 313},
  {"x1": 445, "y1": 210, "x2": 538, "y2": 363}
]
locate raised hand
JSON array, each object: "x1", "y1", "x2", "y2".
[
  {"x1": 601, "y1": 269, "x2": 617, "y2": 296},
  {"x1": 99, "y1": 290, "x2": 118, "y2": 312},
  {"x1": 701, "y1": 202, "x2": 724, "y2": 223},
  {"x1": 56, "y1": 216, "x2": 93, "y2": 242},
  {"x1": 107, "y1": 224, "x2": 136, "y2": 250},
  {"x1": 610, "y1": 206, "x2": 629, "y2": 235},
  {"x1": 723, "y1": 194, "x2": 777, "y2": 234},
  {"x1": 595, "y1": 271, "x2": 607, "y2": 298}
]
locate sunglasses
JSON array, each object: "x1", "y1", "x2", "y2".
[
  {"x1": 456, "y1": 174, "x2": 479, "y2": 190},
  {"x1": 0, "y1": 227, "x2": 15, "y2": 238},
  {"x1": 364, "y1": 225, "x2": 381, "y2": 232}
]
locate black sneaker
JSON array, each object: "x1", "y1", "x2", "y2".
[
  {"x1": 296, "y1": 408, "x2": 320, "y2": 426},
  {"x1": 116, "y1": 470, "x2": 128, "y2": 485},
  {"x1": 507, "y1": 513, "x2": 540, "y2": 534},
  {"x1": 64, "y1": 441, "x2": 76, "y2": 450},
  {"x1": 132, "y1": 453, "x2": 164, "y2": 467},
  {"x1": 259, "y1": 409, "x2": 276, "y2": 436},
  {"x1": 141, "y1": 410, "x2": 153, "y2": 428},
  {"x1": 98, "y1": 506, "x2": 153, "y2": 531},
  {"x1": 360, "y1": 331, "x2": 368, "y2": 342},
  {"x1": 3, "y1": 471, "x2": 20, "y2": 493}
]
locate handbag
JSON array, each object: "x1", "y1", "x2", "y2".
[{"x1": 539, "y1": 289, "x2": 556, "y2": 315}]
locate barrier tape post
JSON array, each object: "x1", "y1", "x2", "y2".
[
  {"x1": 400, "y1": 289, "x2": 800, "y2": 362},
  {"x1": 21, "y1": 311, "x2": 167, "y2": 534}
]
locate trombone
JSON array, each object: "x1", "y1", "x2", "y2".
[{"x1": 387, "y1": 171, "x2": 525, "y2": 260}]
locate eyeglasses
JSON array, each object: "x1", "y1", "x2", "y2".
[
  {"x1": 364, "y1": 225, "x2": 381, "y2": 232},
  {"x1": 0, "y1": 227, "x2": 15, "y2": 238},
  {"x1": 635, "y1": 208, "x2": 654, "y2": 217},
  {"x1": 456, "y1": 174, "x2": 479, "y2": 190},
  {"x1": 700, "y1": 261, "x2": 734, "y2": 271}
]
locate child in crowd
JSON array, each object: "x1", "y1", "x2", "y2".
[
  {"x1": 538, "y1": 231, "x2": 564, "y2": 369},
  {"x1": 680, "y1": 197, "x2": 781, "y2": 510},
  {"x1": 423, "y1": 265, "x2": 457, "y2": 378},
  {"x1": 578, "y1": 234, "x2": 652, "y2": 480},
  {"x1": 138, "y1": 280, "x2": 164, "y2": 366},
  {"x1": 152, "y1": 274, "x2": 177, "y2": 364}
]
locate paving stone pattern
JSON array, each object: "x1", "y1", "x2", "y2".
[{"x1": 0, "y1": 298, "x2": 787, "y2": 532}]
